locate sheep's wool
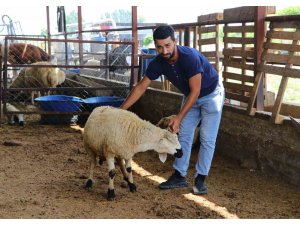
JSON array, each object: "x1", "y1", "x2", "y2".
[{"x1": 83, "y1": 106, "x2": 181, "y2": 161}]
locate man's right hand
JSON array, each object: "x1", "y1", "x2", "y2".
[{"x1": 168, "y1": 115, "x2": 181, "y2": 134}]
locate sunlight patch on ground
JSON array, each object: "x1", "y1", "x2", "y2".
[
  {"x1": 132, "y1": 160, "x2": 239, "y2": 219},
  {"x1": 183, "y1": 193, "x2": 239, "y2": 219},
  {"x1": 132, "y1": 160, "x2": 166, "y2": 184}
]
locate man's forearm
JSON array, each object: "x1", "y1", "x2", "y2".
[
  {"x1": 120, "y1": 85, "x2": 145, "y2": 110},
  {"x1": 177, "y1": 91, "x2": 199, "y2": 121}
]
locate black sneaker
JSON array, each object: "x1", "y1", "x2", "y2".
[
  {"x1": 159, "y1": 170, "x2": 189, "y2": 189},
  {"x1": 193, "y1": 174, "x2": 208, "y2": 195}
]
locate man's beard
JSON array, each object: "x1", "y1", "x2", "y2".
[{"x1": 161, "y1": 47, "x2": 176, "y2": 60}]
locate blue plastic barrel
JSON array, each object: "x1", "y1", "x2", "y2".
[{"x1": 93, "y1": 37, "x2": 106, "y2": 41}]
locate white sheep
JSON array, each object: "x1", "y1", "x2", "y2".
[
  {"x1": 22, "y1": 61, "x2": 66, "y2": 104},
  {"x1": 0, "y1": 103, "x2": 24, "y2": 126},
  {"x1": 10, "y1": 62, "x2": 66, "y2": 108},
  {"x1": 84, "y1": 59, "x2": 101, "y2": 66},
  {"x1": 156, "y1": 114, "x2": 200, "y2": 147},
  {"x1": 11, "y1": 62, "x2": 65, "y2": 104},
  {"x1": 83, "y1": 106, "x2": 182, "y2": 200}
]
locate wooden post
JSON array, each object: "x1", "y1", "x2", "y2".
[
  {"x1": 193, "y1": 27, "x2": 197, "y2": 49},
  {"x1": 46, "y1": 6, "x2": 51, "y2": 56},
  {"x1": 184, "y1": 27, "x2": 190, "y2": 46},
  {"x1": 254, "y1": 6, "x2": 267, "y2": 111},
  {"x1": 77, "y1": 6, "x2": 83, "y2": 65},
  {"x1": 130, "y1": 6, "x2": 138, "y2": 89}
]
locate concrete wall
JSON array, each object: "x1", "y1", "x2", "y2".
[
  {"x1": 218, "y1": 107, "x2": 300, "y2": 186},
  {"x1": 131, "y1": 88, "x2": 300, "y2": 186},
  {"x1": 131, "y1": 88, "x2": 182, "y2": 124}
]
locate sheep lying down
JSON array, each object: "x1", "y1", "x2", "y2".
[
  {"x1": 0, "y1": 103, "x2": 24, "y2": 126},
  {"x1": 83, "y1": 106, "x2": 182, "y2": 200}
]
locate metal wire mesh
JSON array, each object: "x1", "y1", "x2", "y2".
[{"x1": 1, "y1": 37, "x2": 132, "y2": 125}]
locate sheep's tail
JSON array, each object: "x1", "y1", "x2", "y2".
[{"x1": 70, "y1": 124, "x2": 84, "y2": 134}]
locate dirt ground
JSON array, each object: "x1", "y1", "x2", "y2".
[{"x1": 0, "y1": 120, "x2": 299, "y2": 219}]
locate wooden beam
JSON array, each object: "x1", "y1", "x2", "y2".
[
  {"x1": 224, "y1": 25, "x2": 255, "y2": 33},
  {"x1": 254, "y1": 6, "x2": 267, "y2": 111}
]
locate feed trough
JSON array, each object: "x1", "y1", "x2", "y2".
[
  {"x1": 83, "y1": 96, "x2": 125, "y2": 111},
  {"x1": 35, "y1": 95, "x2": 84, "y2": 124}
]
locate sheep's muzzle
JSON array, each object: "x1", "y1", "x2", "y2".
[{"x1": 174, "y1": 149, "x2": 183, "y2": 158}]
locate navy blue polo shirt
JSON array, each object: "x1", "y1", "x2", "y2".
[{"x1": 145, "y1": 45, "x2": 219, "y2": 98}]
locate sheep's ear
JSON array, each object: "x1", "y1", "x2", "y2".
[{"x1": 159, "y1": 153, "x2": 167, "y2": 163}]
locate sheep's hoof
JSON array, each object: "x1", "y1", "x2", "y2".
[
  {"x1": 13, "y1": 115, "x2": 19, "y2": 124},
  {"x1": 85, "y1": 179, "x2": 93, "y2": 190},
  {"x1": 107, "y1": 189, "x2": 115, "y2": 201},
  {"x1": 129, "y1": 183, "x2": 137, "y2": 192}
]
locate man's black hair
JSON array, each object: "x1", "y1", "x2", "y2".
[{"x1": 153, "y1": 25, "x2": 175, "y2": 41}]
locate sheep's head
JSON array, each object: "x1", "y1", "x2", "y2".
[
  {"x1": 156, "y1": 130, "x2": 181, "y2": 163},
  {"x1": 58, "y1": 70, "x2": 66, "y2": 83},
  {"x1": 156, "y1": 115, "x2": 176, "y2": 131}
]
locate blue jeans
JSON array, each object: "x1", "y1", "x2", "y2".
[{"x1": 173, "y1": 80, "x2": 225, "y2": 177}]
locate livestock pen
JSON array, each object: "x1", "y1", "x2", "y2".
[
  {"x1": 0, "y1": 36, "x2": 133, "y2": 125},
  {"x1": 0, "y1": 5, "x2": 299, "y2": 219}
]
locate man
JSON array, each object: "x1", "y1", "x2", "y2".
[{"x1": 120, "y1": 25, "x2": 224, "y2": 195}]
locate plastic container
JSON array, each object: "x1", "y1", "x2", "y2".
[
  {"x1": 35, "y1": 95, "x2": 83, "y2": 125},
  {"x1": 78, "y1": 96, "x2": 124, "y2": 124},
  {"x1": 93, "y1": 37, "x2": 106, "y2": 41},
  {"x1": 83, "y1": 96, "x2": 124, "y2": 111},
  {"x1": 35, "y1": 95, "x2": 84, "y2": 112},
  {"x1": 68, "y1": 68, "x2": 81, "y2": 74}
]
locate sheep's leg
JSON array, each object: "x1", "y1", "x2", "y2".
[
  {"x1": 116, "y1": 157, "x2": 128, "y2": 180},
  {"x1": 17, "y1": 114, "x2": 24, "y2": 126},
  {"x1": 7, "y1": 115, "x2": 14, "y2": 125},
  {"x1": 85, "y1": 150, "x2": 97, "y2": 190},
  {"x1": 124, "y1": 158, "x2": 137, "y2": 192},
  {"x1": 30, "y1": 91, "x2": 41, "y2": 104},
  {"x1": 31, "y1": 92, "x2": 35, "y2": 105},
  {"x1": 13, "y1": 114, "x2": 24, "y2": 126},
  {"x1": 107, "y1": 157, "x2": 116, "y2": 201},
  {"x1": 12, "y1": 70, "x2": 18, "y2": 79}
]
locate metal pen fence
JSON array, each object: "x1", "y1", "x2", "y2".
[{"x1": 0, "y1": 36, "x2": 134, "y2": 125}]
